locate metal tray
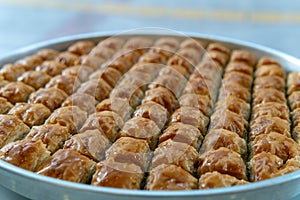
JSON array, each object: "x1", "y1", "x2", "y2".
[{"x1": 0, "y1": 30, "x2": 300, "y2": 200}]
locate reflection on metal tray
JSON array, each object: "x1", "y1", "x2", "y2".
[{"x1": 1, "y1": 29, "x2": 300, "y2": 200}]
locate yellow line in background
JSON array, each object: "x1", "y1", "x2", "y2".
[{"x1": 1, "y1": 0, "x2": 300, "y2": 23}]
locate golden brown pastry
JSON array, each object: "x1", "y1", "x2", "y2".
[
  {"x1": 154, "y1": 37, "x2": 179, "y2": 49},
  {"x1": 198, "y1": 147, "x2": 247, "y2": 180},
  {"x1": 0, "y1": 63, "x2": 26, "y2": 81},
  {"x1": 68, "y1": 40, "x2": 95, "y2": 55},
  {"x1": 36, "y1": 49, "x2": 59, "y2": 60},
  {"x1": 178, "y1": 94, "x2": 213, "y2": 116},
  {"x1": 255, "y1": 64, "x2": 285, "y2": 78},
  {"x1": 159, "y1": 122, "x2": 203, "y2": 149},
  {"x1": 46, "y1": 106, "x2": 87, "y2": 135},
  {"x1": 64, "y1": 129, "x2": 110, "y2": 162},
  {"x1": 252, "y1": 102, "x2": 289, "y2": 120},
  {"x1": 80, "y1": 111, "x2": 124, "y2": 142},
  {"x1": 223, "y1": 71, "x2": 253, "y2": 89},
  {"x1": 0, "y1": 139, "x2": 50, "y2": 171},
  {"x1": 120, "y1": 71, "x2": 152, "y2": 91},
  {"x1": 110, "y1": 84, "x2": 144, "y2": 108},
  {"x1": 26, "y1": 124, "x2": 70, "y2": 153},
  {"x1": 207, "y1": 43, "x2": 230, "y2": 56},
  {"x1": 200, "y1": 129, "x2": 247, "y2": 156},
  {"x1": 0, "y1": 82, "x2": 35, "y2": 104},
  {"x1": 253, "y1": 88, "x2": 286, "y2": 105},
  {"x1": 62, "y1": 92, "x2": 97, "y2": 114},
  {"x1": 36, "y1": 60, "x2": 67, "y2": 76},
  {"x1": 97, "y1": 37, "x2": 124, "y2": 51},
  {"x1": 8, "y1": 103, "x2": 51, "y2": 127},
  {"x1": 225, "y1": 62, "x2": 253, "y2": 76},
  {"x1": 149, "y1": 45, "x2": 174, "y2": 60},
  {"x1": 37, "y1": 149, "x2": 96, "y2": 183},
  {"x1": 96, "y1": 98, "x2": 133, "y2": 121},
  {"x1": 89, "y1": 46, "x2": 115, "y2": 59},
  {"x1": 218, "y1": 82, "x2": 250, "y2": 102},
  {"x1": 91, "y1": 159, "x2": 143, "y2": 189},
  {"x1": 202, "y1": 51, "x2": 228, "y2": 68},
  {"x1": 62, "y1": 65, "x2": 93, "y2": 82},
  {"x1": 0, "y1": 97, "x2": 13, "y2": 114},
  {"x1": 257, "y1": 56, "x2": 281, "y2": 68},
  {"x1": 131, "y1": 62, "x2": 163, "y2": 79},
  {"x1": 180, "y1": 38, "x2": 204, "y2": 51},
  {"x1": 45, "y1": 75, "x2": 81, "y2": 95},
  {"x1": 75, "y1": 55, "x2": 104, "y2": 70},
  {"x1": 139, "y1": 52, "x2": 167, "y2": 64},
  {"x1": 77, "y1": 79, "x2": 112, "y2": 102},
  {"x1": 119, "y1": 117, "x2": 161, "y2": 150},
  {"x1": 104, "y1": 55, "x2": 132, "y2": 74},
  {"x1": 89, "y1": 67, "x2": 122, "y2": 87},
  {"x1": 167, "y1": 54, "x2": 194, "y2": 73},
  {"x1": 123, "y1": 37, "x2": 153, "y2": 52},
  {"x1": 151, "y1": 139, "x2": 198, "y2": 174},
  {"x1": 287, "y1": 72, "x2": 300, "y2": 88},
  {"x1": 56, "y1": 51, "x2": 79, "y2": 66},
  {"x1": 16, "y1": 55, "x2": 43, "y2": 70},
  {"x1": 0, "y1": 114, "x2": 30, "y2": 148},
  {"x1": 147, "y1": 164, "x2": 198, "y2": 190},
  {"x1": 230, "y1": 50, "x2": 256, "y2": 67},
  {"x1": 18, "y1": 70, "x2": 51, "y2": 89},
  {"x1": 133, "y1": 101, "x2": 168, "y2": 129},
  {"x1": 170, "y1": 107, "x2": 209, "y2": 134},
  {"x1": 177, "y1": 48, "x2": 201, "y2": 66},
  {"x1": 289, "y1": 91, "x2": 300, "y2": 110},
  {"x1": 254, "y1": 75, "x2": 285, "y2": 92},
  {"x1": 105, "y1": 137, "x2": 151, "y2": 171},
  {"x1": 150, "y1": 74, "x2": 185, "y2": 97},
  {"x1": 249, "y1": 116, "x2": 290, "y2": 141},
  {"x1": 199, "y1": 171, "x2": 248, "y2": 189},
  {"x1": 28, "y1": 88, "x2": 68, "y2": 111}
]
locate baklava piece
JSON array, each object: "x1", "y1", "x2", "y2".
[
  {"x1": 254, "y1": 75, "x2": 285, "y2": 92},
  {"x1": 0, "y1": 63, "x2": 26, "y2": 81},
  {"x1": 36, "y1": 60, "x2": 67, "y2": 76},
  {"x1": 46, "y1": 106, "x2": 87, "y2": 135},
  {"x1": 154, "y1": 37, "x2": 179, "y2": 49},
  {"x1": 68, "y1": 41, "x2": 95, "y2": 55},
  {"x1": 289, "y1": 91, "x2": 300, "y2": 110},
  {"x1": 105, "y1": 137, "x2": 151, "y2": 171},
  {"x1": 170, "y1": 107, "x2": 209, "y2": 134},
  {"x1": 0, "y1": 82, "x2": 35, "y2": 104},
  {"x1": 151, "y1": 139, "x2": 198, "y2": 174},
  {"x1": 91, "y1": 159, "x2": 143, "y2": 189},
  {"x1": 75, "y1": 55, "x2": 104, "y2": 70},
  {"x1": 159, "y1": 122, "x2": 203, "y2": 149},
  {"x1": 253, "y1": 88, "x2": 286, "y2": 105},
  {"x1": 218, "y1": 82, "x2": 250, "y2": 102},
  {"x1": 200, "y1": 129, "x2": 247, "y2": 156},
  {"x1": 61, "y1": 65, "x2": 93, "y2": 82},
  {"x1": 89, "y1": 45, "x2": 115, "y2": 59},
  {"x1": 37, "y1": 149, "x2": 96, "y2": 183},
  {"x1": 110, "y1": 85, "x2": 144, "y2": 108},
  {"x1": 176, "y1": 48, "x2": 201, "y2": 66},
  {"x1": 139, "y1": 52, "x2": 167, "y2": 64},
  {"x1": 198, "y1": 147, "x2": 247, "y2": 180},
  {"x1": 28, "y1": 88, "x2": 68, "y2": 111},
  {"x1": 97, "y1": 37, "x2": 124, "y2": 51},
  {"x1": 131, "y1": 62, "x2": 163, "y2": 79},
  {"x1": 26, "y1": 124, "x2": 70, "y2": 153},
  {"x1": 0, "y1": 114, "x2": 30, "y2": 148},
  {"x1": 255, "y1": 64, "x2": 285, "y2": 78},
  {"x1": 80, "y1": 111, "x2": 124, "y2": 142},
  {"x1": 118, "y1": 117, "x2": 161, "y2": 150},
  {"x1": 104, "y1": 56, "x2": 132, "y2": 74},
  {"x1": 62, "y1": 93, "x2": 97, "y2": 114},
  {"x1": 252, "y1": 102, "x2": 289, "y2": 120},
  {"x1": 56, "y1": 51, "x2": 79, "y2": 66},
  {"x1": 0, "y1": 97, "x2": 13, "y2": 114},
  {"x1": 16, "y1": 55, "x2": 43, "y2": 71},
  {"x1": 199, "y1": 171, "x2": 248, "y2": 189},
  {"x1": 18, "y1": 70, "x2": 51, "y2": 89},
  {"x1": 195, "y1": 60, "x2": 222, "y2": 82},
  {"x1": 167, "y1": 54, "x2": 194, "y2": 74},
  {"x1": 77, "y1": 79, "x2": 112, "y2": 102},
  {"x1": 8, "y1": 103, "x2": 51, "y2": 127},
  {"x1": 123, "y1": 37, "x2": 152, "y2": 54},
  {"x1": 133, "y1": 101, "x2": 168, "y2": 129},
  {"x1": 178, "y1": 94, "x2": 212, "y2": 116},
  {"x1": 225, "y1": 62, "x2": 253, "y2": 76},
  {"x1": 89, "y1": 67, "x2": 122, "y2": 87},
  {"x1": 96, "y1": 98, "x2": 133, "y2": 121},
  {"x1": 0, "y1": 139, "x2": 50, "y2": 171},
  {"x1": 45, "y1": 75, "x2": 81, "y2": 95},
  {"x1": 180, "y1": 38, "x2": 204, "y2": 51},
  {"x1": 36, "y1": 49, "x2": 59, "y2": 60},
  {"x1": 230, "y1": 50, "x2": 256, "y2": 67},
  {"x1": 222, "y1": 71, "x2": 252, "y2": 89},
  {"x1": 64, "y1": 129, "x2": 110, "y2": 162},
  {"x1": 147, "y1": 164, "x2": 198, "y2": 190}
]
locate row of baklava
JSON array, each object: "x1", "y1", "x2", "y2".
[
  {"x1": 91, "y1": 37, "x2": 202, "y2": 189},
  {"x1": 198, "y1": 48, "x2": 257, "y2": 189},
  {"x1": 248, "y1": 57, "x2": 300, "y2": 182}
]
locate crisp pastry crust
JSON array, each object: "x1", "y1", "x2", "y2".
[
  {"x1": 218, "y1": 82, "x2": 250, "y2": 102},
  {"x1": 18, "y1": 70, "x2": 51, "y2": 89},
  {"x1": 62, "y1": 65, "x2": 93, "y2": 82},
  {"x1": 91, "y1": 159, "x2": 143, "y2": 189},
  {"x1": 0, "y1": 97, "x2": 13, "y2": 114},
  {"x1": 198, "y1": 147, "x2": 247, "y2": 180},
  {"x1": 26, "y1": 124, "x2": 70, "y2": 153},
  {"x1": 75, "y1": 55, "x2": 104, "y2": 70},
  {"x1": 16, "y1": 55, "x2": 43, "y2": 71},
  {"x1": 110, "y1": 84, "x2": 144, "y2": 108},
  {"x1": 80, "y1": 111, "x2": 124, "y2": 142},
  {"x1": 254, "y1": 75, "x2": 285, "y2": 92},
  {"x1": 89, "y1": 67, "x2": 122, "y2": 87},
  {"x1": 46, "y1": 106, "x2": 87, "y2": 135},
  {"x1": 28, "y1": 88, "x2": 68, "y2": 111},
  {"x1": 289, "y1": 91, "x2": 300, "y2": 110},
  {"x1": 199, "y1": 171, "x2": 248, "y2": 189},
  {"x1": 56, "y1": 51, "x2": 79, "y2": 66},
  {"x1": 62, "y1": 92, "x2": 97, "y2": 114},
  {"x1": 178, "y1": 94, "x2": 212, "y2": 116},
  {"x1": 154, "y1": 37, "x2": 179, "y2": 49},
  {"x1": 0, "y1": 82, "x2": 35, "y2": 104},
  {"x1": 225, "y1": 62, "x2": 253, "y2": 76},
  {"x1": 8, "y1": 103, "x2": 51, "y2": 127},
  {"x1": 0, "y1": 114, "x2": 30, "y2": 148},
  {"x1": 97, "y1": 37, "x2": 124, "y2": 51},
  {"x1": 64, "y1": 129, "x2": 110, "y2": 162},
  {"x1": 200, "y1": 129, "x2": 247, "y2": 156},
  {"x1": 119, "y1": 117, "x2": 161, "y2": 150},
  {"x1": 179, "y1": 38, "x2": 204, "y2": 52},
  {"x1": 151, "y1": 139, "x2": 198, "y2": 174},
  {"x1": 139, "y1": 52, "x2": 167, "y2": 64},
  {"x1": 37, "y1": 149, "x2": 96, "y2": 183},
  {"x1": 120, "y1": 70, "x2": 152, "y2": 91},
  {"x1": 77, "y1": 79, "x2": 112, "y2": 102},
  {"x1": 105, "y1": 137, "x2": 151, "y2": 171},
  {"x1": 36, "y1": 49, "x2": 59, "y2": 60},
  {"x1": 253, "y1": 88, "x2": 286, "y2": 104},
  {"x1": 89, "y1": 45, "x2": 115, "y2": 59},
  {"x1": 147, "y1": 164, "x2": 198, "y2": 190},
  {"x1": 223, "y1": 71, "x2": 252, "y2": 89},
  {"x1": 252, "y1": 102, "x2": 289, "y2": 120},
  {"x1": 0, "y1": 139, "x2": 50, "y2": 171},
  {"x1": 36, "y1": 60, "x2": 67, "y2": 76},
  {"x1": 45, "y1": 75, "x2": 81, "y2": 95},
  {"x1": 255, "y1": 64, "x2": 285, "y2": 78},
  {"x1": 0, "y1": 63, "x2": 26, "y2": 81},
  {"x1": 230, "y1": 50, "x2": 256, "y2": 67},
  {"x1": 68, "y1": 41, "x2": 95, "y2": 55}
]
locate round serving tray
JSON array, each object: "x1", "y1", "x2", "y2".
[{"x1": 0, "y1": 30, "x2": 300, "y2": 200}]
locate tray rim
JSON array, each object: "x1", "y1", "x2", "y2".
[{"x1": 1, "y1": 30, "x2": 300, "y2": 198}]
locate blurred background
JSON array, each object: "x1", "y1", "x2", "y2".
[{"x1": 0, "y1": 0, "x2": 300, "y2": 58}]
